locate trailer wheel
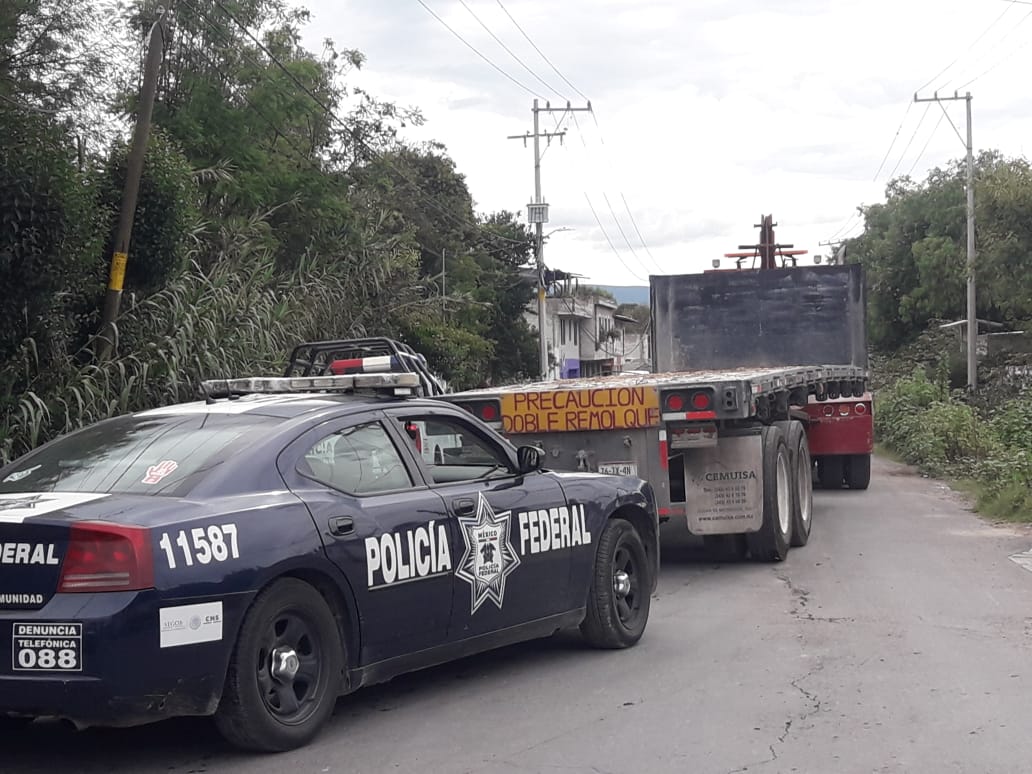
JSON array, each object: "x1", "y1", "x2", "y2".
[
  {"x1": 775, "y1": 421, "x2": 813, "y2": 548},
  {"x1": 817, "y1": 455, "x2": 844, "y2": 490},
  {"x1": 846, "y1": 454, "x2": 871, "y2": 490},
  {"x1": 746, "y1": 425, "x2": 792, "y2": 562}
]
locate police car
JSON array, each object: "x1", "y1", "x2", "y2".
[{"x1": 0, "y1": 366, "x2": 659, "y2": 752}]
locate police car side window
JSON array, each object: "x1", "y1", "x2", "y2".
[
  {"x1": 302, "y1": 422, "x2": 413, "y2": 495},
  {"x1": 402, "y1": 415, "x2": 512, "y2": 484}
]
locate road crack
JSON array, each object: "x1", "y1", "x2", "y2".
[{"x1": 724, "y1": 573, "x2": 827, "y2": 772}]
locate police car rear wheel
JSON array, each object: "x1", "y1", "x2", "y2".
[
  {"x1": 580, "y1": 518, "x2": 651, "y2": 649},
  {"x1": 215, "y1": 578, "x2": 344, "y2": 752}
]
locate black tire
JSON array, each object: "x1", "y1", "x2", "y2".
[
  {"x1": 580, "y1": 518, "x2": 652, "y2": 649},
  {"x1": 774, "y1": 421, "x2": 813, "y2": 548},
  {"x1": 214, "y1": 579, "x2": 344, "y2": 752},
  {"x1": 817, "y1": 455, "x2": 845, "y2": 490},
  {"x1": 746, "y1": 425, "x2": 793, "y2": 562},
  {"x1": 846, "y1": 453, "x2": 871, "y2": 490}
]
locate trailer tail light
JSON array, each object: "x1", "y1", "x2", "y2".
[
  {"x1": 855, "y1": 403, "x2": 867, "y2": 414},
  {"x1": 839, "y1": 404, "x2": 851, "y2": 416},
  {"x1": 456, "y1": 399, "x2": 502, "y2": 425},
  {"x1": 823, "y1": 405, "x2": 835, "y2": 417},
  {"x1": 58, "y1": 523, "x2": 155, "y2": 593},
  {"x1": 662, "y1": 389, "x2": 717, "y2": 420}
]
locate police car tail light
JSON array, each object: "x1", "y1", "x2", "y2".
[{"x1": 58, "y1": 523, "x2": 155, "y2": 593}]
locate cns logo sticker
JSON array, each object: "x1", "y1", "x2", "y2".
[
  {"x1": 159, "y1": 601, "x2": 223, "y2": 648},
  {"x1": 454, "y1": 494, "x2": 521, "y2": 614}
]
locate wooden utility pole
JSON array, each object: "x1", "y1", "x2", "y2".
[
  {"x1": 96, "y1": 11, "x2": 166, "y2": 361},
  {"x1": 508, "y1": 100, "x2": 591, "y2": 380}
]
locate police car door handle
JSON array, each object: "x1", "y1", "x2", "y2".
[
  {"x1": 328, "y1": 516, "x2": 354, "y2": 536},
  {"x1": 452, "y1": 498, "x2": 476, "y2": 517}
]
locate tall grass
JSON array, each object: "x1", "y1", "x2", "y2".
[
  {"x1": 876, "y1": 369, "x2": 1032, "y2": 522},
  {"x1": 0, "y1": 219, "x2": 427, "y2": 465}
]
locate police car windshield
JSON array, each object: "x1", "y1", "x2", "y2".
[{"x1": 0, "y1": 413, "x2": 280, "y2": 497}]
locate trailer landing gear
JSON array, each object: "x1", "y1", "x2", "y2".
[{"x1": 815, "y1": 454, "x2": 870, "y2": 490}]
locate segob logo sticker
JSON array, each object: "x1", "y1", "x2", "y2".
[{"x1": 454, "y1": 493, "x2": 521, "y2": 614}]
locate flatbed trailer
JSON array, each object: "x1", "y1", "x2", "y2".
[
  {"x1": 443, "y1": 258, "x2": 873, "y2": 562},
  {"x1": 441, "y1": 362, "x2": 866, "y2": 562}
]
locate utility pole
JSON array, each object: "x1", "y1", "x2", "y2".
[
  {"x1": 914, "y1": 90, "x2": 976, "y2": 390},
  {"x1": 508, "y1": 100, "x2": 592, "y2": 380},
  {"x1": 96, "y1": 10, "x2": 166, "y2": 361},
  {"x1": 441, "y1": 248, "x2": 446, "y2": 321}
]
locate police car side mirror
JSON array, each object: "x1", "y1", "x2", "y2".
[{"x1": 516, "y1": 445, "x2": 543, "y2": 474}]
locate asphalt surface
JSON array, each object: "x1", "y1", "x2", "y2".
[{"x1": 7, "y1": 455, "x2": 1032, "y2": 773}]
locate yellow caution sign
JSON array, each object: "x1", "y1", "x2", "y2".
[{"x1": 501, "y1": 387, "x2": 661, "y2": 434}]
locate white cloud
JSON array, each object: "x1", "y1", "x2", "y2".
[{"x1": 298, "y1": 0, "x2": 1032, "y2": 284}]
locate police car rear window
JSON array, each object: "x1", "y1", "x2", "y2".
[{"x1": 0, "y1": 414, "x2": 279, "y2": 496}]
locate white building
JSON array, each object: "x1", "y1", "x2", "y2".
[{"x1": 524, "y1": 293, "x2": 651, "y2": 380}]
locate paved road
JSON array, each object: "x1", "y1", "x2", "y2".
[{"x1": 8, "y1": 456, "x2": 1032, "y2": 773}]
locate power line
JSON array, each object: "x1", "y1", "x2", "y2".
[
  {"x1": 886, "y1": 101, "x2": 932, "y2": 181},
  {"x1": 494, "y1": 0, "x2": 589, "y2": 102},
  {"x1": 947, "y1": 5, "x2": 1032, "y2": 90},
  {"x1": 415, "y1": 0, "x2": 546, "y2": 100},
  {"x1": 620, "y1": 193, "x2": 663, "y2": 274},
  {"x1": 584, "y1": 193, "x2": 647, "y2": 283},
  {"x1": 457, "y1": 0, "x2": 566, "y2": 101},
  {"x1": 873, "y1": 102, "x2": 913, "y2": 181},
  {"x1": 954, "y1": 9, "x2": 1032, "y2": 89},
  {"x1": 568, "y1": 111, "x2": 660, "y2": 275},
  {"x1": 906, "y1": 108, "x2": 948, "y2": 178},
  {"x1": 916, "y1": 3, "x2": 1013, "y2": 92},
  {"x1": 602, "y1": 192, "x2": 653, "y2": 278}
]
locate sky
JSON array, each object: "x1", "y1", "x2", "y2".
[{"x1": 296, "y1": 0, "x2": 1032, "y2": 286}]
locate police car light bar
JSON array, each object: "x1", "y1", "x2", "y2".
[{"x1": 200, "y1": 373, "x2": 422, "y2": 398}]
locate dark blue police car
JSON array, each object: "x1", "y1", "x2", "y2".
[{"x1": 0, "y1": 367, "x2": 659, "y2": 752}]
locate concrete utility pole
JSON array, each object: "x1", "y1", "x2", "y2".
[
  {"x1": 96, "y1": 10, "x2": 166, "y2": 361},
  {"x1": 914, "y1": 90, "x2": 976, "y2": 390},
  {"x1": 508, "y1": 100, "x2": 591, "y2": 380}
]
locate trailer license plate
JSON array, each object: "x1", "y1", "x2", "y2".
[
  {"x1": 598, "y1": 462, "x2": 637, "y2": 477},
  {"x1": 12, "y1": 622, "x2": 83, "y2": 672}
]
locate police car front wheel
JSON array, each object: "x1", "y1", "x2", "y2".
[
  {"x1": 580, "y1": 518, "x2": 651, "y2": 649},
  {"x1": 215, "y1": 578, "x2": 345, "y2": 752}
]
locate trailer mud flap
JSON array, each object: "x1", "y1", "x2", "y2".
[{"x1": 683, "y1": 430, "x2": 764, "y2": 535}]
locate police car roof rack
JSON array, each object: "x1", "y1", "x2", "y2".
[
  {"x1": 284, "y1": 337, "x2": 446, "y2": 397},
  {"x1": 199, "y1": 373, "x2": 423, "y2": 399}
]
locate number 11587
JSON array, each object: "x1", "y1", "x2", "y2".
[{"x1": 158, "y1": 524, "x2": 239, "y2": 569}]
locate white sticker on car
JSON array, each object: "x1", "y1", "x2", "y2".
[
  {"x1": 0, "y1": 493, "x2": 108, "y2": 524},
  {"x1": 142, "y1": 460, "x2": 178, "y2": 484},
  {"x1": 12, "y1": 622, "x2": 83, "y2": 672},
  {"x1": 159, "y1": 601, "x2": 223, "y2": 648},
  {"x1": 157, "y1": 524, "x2": 239, "y2": 569},
  {"x1": 454, "y1": 494, "x2": 521, "y2": 614}
]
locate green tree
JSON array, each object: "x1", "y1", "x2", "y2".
[{"x1": 847, "y1": 151, "x2": 1032, "y2": 350}]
